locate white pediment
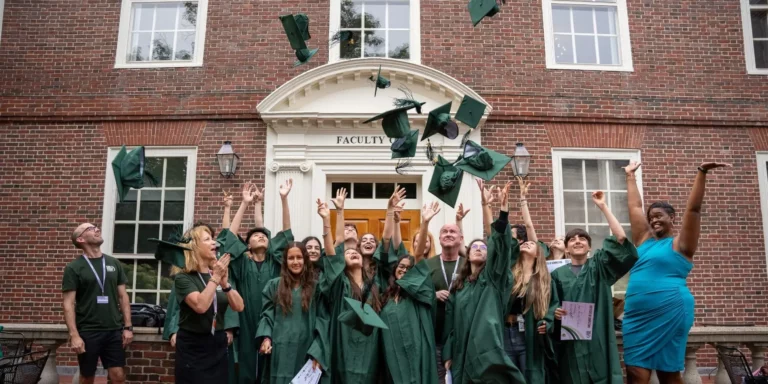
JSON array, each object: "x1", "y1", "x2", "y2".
[{"x1": 256, "y1": 58, "x2": 492, "y2": 130}]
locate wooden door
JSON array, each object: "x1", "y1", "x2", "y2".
[{"x1": 330, "y1": 209, "x2": 421, "y2": 253}]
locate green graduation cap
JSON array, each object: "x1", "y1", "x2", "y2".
[
  {"x1": 454, "y1": 96, "x2": 487, "y2": 129},
  {"x1": 111, "y1": 145, "x2": 158, "y2": 203},
  {"x1": 362, "y1": 104, "x2": 418, "y2": 139},
  {"x1": 369, "y1": 65, "x2": 391, "y2": 97},
  {"x1": 391, "y1": 129, "x2": 419, "y2": 159},
  {"x1": 149, "y1": 233, "x2": 192, "y2": 269},
  {"x1": 454, "y1": 140, "x2": 512, "y2": 181},
  {"x1": 421, "y1": 102, "x2": 459, "y2": 141},
  {"x1": 280, "y1": 14, "x2": 319, "y2": 66},
  {"x1": 216, "y1": 229, "x2": 247, "y2": 258},
  {"x1": 393, "y1": 85, "x2": 425, "y2": 114},
  {"x1": 337, "y1": 297, "x2": 388, "y2": 336},
  {"x1": 428, "y1": 155, "x2": 464, "y2": 208},
  {"x1": 468, "y1": 0, "x2": 500, "y2": 27}
]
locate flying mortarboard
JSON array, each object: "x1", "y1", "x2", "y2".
[
  {"x1": 421, "y1": 102, "x2": 459, "y2": 141},
  {"x1": 454, "y1": 96, "x2": 487, "y2": 129},
  {"x1": 427, "y1": 155, "x2": 464, "y2": 208},
  {"x1": 468, "y1": 0, "x2": 500, "y2": 27},
  {"x1": 454, "y1": 140, "x2": 512, "y2": 181},
  {"x1": 362, "y1": 104, "x2": 420, "y2": 139},
  {"x1": 391, "y1": 129, "x2": 419, "y2": 159},
  {"x1": 216, "y1": 229, "x2": 248, "y2": 259},
  {"x1": 149, "y1": 227, "x2": 192, "y2": 269},
  {"x1": 329, "y1": 30, "x2": 356, "y2": 47},
  {"x1": 393, "y1": 85, "x2": 425, "y2": 114},
  {"x1": 337, "y1": 297, "x2": 389, "y2": 336},
  {"x1": 112, "y1": 145, "x2": 158, "y2": 203},
  {"x1": 280, "y1": 14, "x2": 319, "y2": 67},
  {"x1": 369, "y1": 65, "x2": 391, "y2": 97}
]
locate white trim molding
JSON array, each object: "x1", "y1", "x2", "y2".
[
  {"x1": 756, "y1": 152, "x2": 768, "y2": 274},
  {"x1": 114, "y1": 0, "x2": 209, "y2": 69},
  {"x1": 0, "y1": 0, "x2": 5, "y2": 45},
  {"x1": 541, "y1": 0, "x2": 634, "y2": 72},
  {"x1": 741, "y1": 0, "x2": 768, "y2": 75}
]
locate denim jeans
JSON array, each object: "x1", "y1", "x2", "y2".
[{"x1": 503, "y1": 326, "x2": 526, "y2": 373}]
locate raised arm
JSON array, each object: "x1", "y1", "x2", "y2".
[
  {"x1": 675, "y1": 162, "x2": 731, "y2": 259},
  {"x1": 318, "y1": 199, "x2": 334, "y2": 255},
  {"x1": 279, "y1": 178, "x2": 293, "y2": 231},
  {"x1": 517, "y1": 176, "x2": 537, "y2": 243},
  {"x1": 221, "y1": 190, "x2": 233, "y2": 229},
  {"x1": 252, "y1": 186, "x2": 264, "y2": 229},
  {"x1": 382, "y1": 186, "x2": 406, "y2": 252},
  {"x1": 624, "y1": 161, "x2": 652, "y2": 246},
  {"x1": 476, "y1": 179, "x2": 496, "y2": 236},
  {"x1": 417, "y1": 201, "x2": 440, "y2": 265},
  {"x1": 230, "y1": 182, "x2": 257, "y2": 236},
  {"x1": 455, "y1": 203, "x2": 470, "y2": 235},
  {"x1": 393, "y1": 202, "x2": 405, "y2": 250},
  {"x1": 488, "y1": 182, "x2": 515, "y2": 284},
  {"x1": 593, "y1": 191, "x2": 626, "y2": 244},
  {"x1": 332, "y1": 188, "x2": 348, "y2": 247}
]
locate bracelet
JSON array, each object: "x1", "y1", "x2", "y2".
[
  {"x1": 697, "y1": 166, "x2": 708, "y2": 174},
  {"x1": 208, "y1": 278, "x2": 219, "y2": 285}
]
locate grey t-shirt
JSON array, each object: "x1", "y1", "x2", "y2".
[{"x1": 570, "y1": 263, "x2": 584, "y2": 276}]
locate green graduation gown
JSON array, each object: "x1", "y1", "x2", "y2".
[
  {"x1": 227, "y1": 228, "x2": 294, "y2": 384},
  {"x1": 380, "y1": 258, "x2": 438, "y2": 384},
  {"x1": 550, "y1": 236, "x2": 638, "y2": 384},
  {"x1": 442, "y1": 217, "x2": 526, "y2": 384},
  {"x1": 510, "y1": 285, "x2": 560, "y2": 384}
]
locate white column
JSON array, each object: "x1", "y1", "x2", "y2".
[
  {"x1": 714, "y1": 343, "x2": 735, "y2": 384},
  {"x1": 683, "y1": 343, "x2": 703, "y2": 384},
  {"x1": 268, "y1": 161, "x2": 313, "y2": 239}
]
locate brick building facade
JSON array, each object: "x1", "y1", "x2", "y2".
[{"x1": 1, "y1": 0, "x2": 767, "y2": 382}]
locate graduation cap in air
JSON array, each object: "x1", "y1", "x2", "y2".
[
  {"x1": 112, "y1": 145, "x2": 158, "y2": 203},
  {"x1": 280, "y1": 13, "x2": 319, "y2": 66},
  {"x1": 149, "y1": 228, "x2": 192, "y2": 269},
  {"x1": 369, "y1": 65, "x2": 391, "y2": 97},
  {"x1": 421, "y1": 102, "x2": 459, "y2": 141},
  {"x1": 337, "y1": 297, "x2": 389, "y2": 336},
  {"x1": 362, "y1": 103, "x2": 422, "y2": 139},
  {"x1": 392, "y1": 85, "x2": 425, "y2": 114},
  {"x1": 329, "y1": 30, "x2": 356, "y2": 48},
  {"x1": 391, "y1": 129, "x2": 419, "y2": 160},
  {"x1": 216, "y1": 229, "x2": 248, "y2": 259},
  {"x1": 468, "y1": 0, "x2": 500, "y2": 27},
  {"x1": 454, "y1": 140, "x2": 512, "y2": 181},
  {"x1": 454, "y1": 96, "x2": 486, "y2": 129},
  {"x1": 428, "y1": 155, "x2": 464, "y2": 208}
]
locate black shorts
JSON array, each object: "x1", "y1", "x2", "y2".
[{"x1": 77, "y1": 330, "x2": 126, "y2": 377}]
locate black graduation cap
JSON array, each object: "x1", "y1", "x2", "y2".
[
  {"x1": 112, "y1": 145, "x2": 158, "y2": 203},
  {"x1": 280, "y1": 14, "x2": 319, "y2": 66},
  {"x1": 468, "y1": 0, "x2": 500, "y2": 27},
  {"x1": 370, "y1": 65, "x2": 391, "y2": 97}
]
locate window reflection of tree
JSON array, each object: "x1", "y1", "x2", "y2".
[
  {"x1": 340, "y1": 0, "x2": 394, "y2": 59},
  {"x1": 129, "y1": 2, "x2": 197, "y2": 62}
]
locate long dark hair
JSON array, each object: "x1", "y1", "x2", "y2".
[
  {"x1": 276, "y1": 242, "x2": 316, "y2": 315},
  {"x1": 345, "y1": 246, "x2": 382, "y2": 312},
  {"x1": 382, "y1": 254, "x2": 415, "y2": 304},
  {"x1": 452, "y1": 239, "x2": 487, "y2": 292}
]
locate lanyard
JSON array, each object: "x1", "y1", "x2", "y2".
[
  {"x1": 82, "y1": 255, "x2": 106, "y2": 295},
  {"x1": 197, "y1": 272, "x2": 217, "y2": 318},
  {"x1": 440, "y1": 257, "x2": 460, "y2": 291}
]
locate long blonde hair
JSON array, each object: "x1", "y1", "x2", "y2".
[
  {"x1": 411, "y1": 229, "x2": 436, "y2": 258},
  {"x1": 510, "y1": 243, "x2": 551, "y2": 320},
  {"x1": 171, "y1": 225, "x2": 214, "y2": 275}
]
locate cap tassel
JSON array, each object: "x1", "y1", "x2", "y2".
[
  {"x1": 425, "y1": 140, "x2": 439, "y2": 166},
  {"x1": 395, "y1": 157, "x2": 413, "y2": 175},
  {"x1": 329, "y1": 30, "x2": 355, "y2": 47},
  {"x1": 392, "y1": 85, "x2": 423, "y2": 114},
  {"x1": 459, "y1": 129, "x2": 472, "y2": 152}
]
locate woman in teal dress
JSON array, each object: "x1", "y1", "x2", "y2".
[{"x1": 623, "y1": 161, "x2": 730, "y2": 384}]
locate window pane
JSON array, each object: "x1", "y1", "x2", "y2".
[
  {"x1": 332, "y1": 183, "x2": 353, "y2": 197},
  {"x1": 166, "y1": 157, "x2": 187, "y2": 187},
  {"x1": 364, "y1": 3, "x2": 386, "y2": 28},
  {"x1": 340, "y1": 31, "x2": 362, "y2": 58},
  {"x1": 139, "y1": 190, "x2": 162, "y2": 221},
  {"x1": 155, "y1": 4, "x2": 178, "y2": 30},
  {"x1": 575, "y1": 35, "x2": 597, "y2": 64},
  {"x1": 121, "y1": 260, "x2": 135, "y2": 289},
  {"x1": 137, "y1": 224, "x2": 160, "y2": 253},
  {"x1": 135, "y1": 260, "x2": 159, "y2": 290},
  {"x1": 115, "y1": 190, "x2": 138, "y2": 221},
  {"x1": 554, "y1": 34, "x2": 574, "y2": 63},
  {"x1": 754, "y1": 41, "x2": 768, "y2": 69},
  {"x1": 133, "y1": 4, "x2": 155, "y2": 31},
  {"x1": 114, "y1": 224, "x2": 136, "y2": 254},
  {"x1": 388, "y1": 30, "x2": 410, "y2": 59},
  {"x1": 552, "y1": 6, "x2": 572, "y2": 33},
  {"x1": 162, "y1": 224, "x2": 184, "y2": 241},
  {"x1": 160, "y1": 262, "x2": 175, "y2": 290},
  {"x1": 587, "y1": 193, "x2": 606, "y2": 224},
  {"x1": 375, "y1": 183, "x2": 395, "y2": 199},
  {"x1": 401, "y1": 183, "x2": 417, "y2": 199},
  {"x1": 129, "y1": 32, "x2": 152, "y2": 62},
  {"x1": 753, "y1": 10, "x2": 768, "y2": 39},
  {"x1": 562, "y1": 159, "x2": 583, "y2": 189},
  {"x1": 152, "y1": 32, "x2": 174, "y2": 61},
  {"x1": 597, "y1": 36, "x2": 619, "y2": 64},
  {"x1": 587, "y1": 225, "x2": 611, "y2": 251},
  {"x1": 390, "y1": 3, "x2": 410, "y2": 28},
  {"x1": 175, "y1": 31, "x2": 195, "y2": 61},
  {"x1": 594, "y1": 7, "x2": 617, "y2": 34},
  {"x1": 564, "y1": 192, "x2": 585, "y2": 223},
  {"x1": 584, "y1": 160, "x2": 601, "y2": 189},
  {"x1": 364, "y1": 30, "x2": 386, "y2": 57},
  {"x1": 572, "y1": 7, "x2": 594, "y2": 34},
  {"x1": 354, "y1": 183, "x2": 374, "y2": 198},
  {"x1": 164, "y1": 190, "x2": 186, "y2": 221},
  {"x1": 179, "y1": 2, "x2": 198, "y2": 29},
  {"x1": 751, "y1": 0, "x2": 768, "y2": 4},
  {"x1": 145, "y1": 158, "x2": 164, "y2": 186},
  {"x1": 135, "y1": 292, "x2": 158, "y2": 305},
  {"x1": 610, "y1": 160, "x2": 630, "y2": 190},
  {"x1": 610, "y1": 192, "x2": 629, "y2": 222},
  {"x1": 340, "y1": 0, "x2": 362, "y2": 28}
]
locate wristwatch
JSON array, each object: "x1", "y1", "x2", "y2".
[
  {"x1": 222, "y1": 285, "x2": 233, "y2": 293},
  {"x1": 124, "y1": 326, "x2": 133, "y2": 332}
]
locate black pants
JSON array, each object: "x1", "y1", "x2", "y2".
[{"x1": 175, "y1": 329, "x2": 228, "y2": 384}]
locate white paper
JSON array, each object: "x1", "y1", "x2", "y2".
[
  {"x1": 290, "y1": 359, "x2": 322, "y2": 384},
  {"x1": 445, "y1": 370, "x2": 453, "y2": 384},
  {"x1": 546, "y1": 259, "x2": 572, "y2": 273},
  {"x1": 560, "y1": 301, "x2": 595, "y2": 341}
]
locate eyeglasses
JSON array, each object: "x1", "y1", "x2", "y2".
[
  {"x1": 76, "y1": 226, "x2": 98, "y2": 238},
  {"x1": 470, "y1": 244, "x2": 487, "y2": 251},
  {"x1": 397, "y1": 263, "x2": 412, "y2": 270}
]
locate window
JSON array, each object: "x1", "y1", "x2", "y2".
[
  {"x1": 741, "y1": 0, "x2": 768, "y2": 74},
  {"x1": 551, "y1": 149, "x2": 641, "y2": 295},
  {"x1": 101, "y1": 147, "x2": 197, "y2": 307},
  {"x1": 755, "y1": 153, "x2": 768, "y2": 273},
  {"x1": 329, "y1": 0, "x2": 421, "y2": 63},
  {"x1": 331, "y1": 182, "x2": 417, "y2": 199},
  {"x1": 0, "y1": 0, "x2": 5, "y2": 44},
  {"x1": 114, "y1": 0, "x2": 209, "y2": 68},
  {"x1": 541, "y1": 0, "x2": 633, "y2": 71}
]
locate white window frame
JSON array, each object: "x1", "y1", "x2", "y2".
[
  {"x1": 755, "y1": 152, "x2": 768, "y2": 274},
  {"x1": 326, "y1": 179, "x2": 422, "y2": 210},
  {"x1": 740, "y1": 0, "x2": 768, "y2": 75},
  {"x1": 114, "y1": 0, "x2": 209, "y2": 69},
  {"x1": 328, "y1": 0, "x2": 421, "y2": 64},
  {"x1": 551, "y1": 148, "x2": 642, "y2": 296},
  {"x1": 100, "y1": 146, "x2": 197, "y2": 305},
  {"x1": 541, "y1": 0, "x2": 633, "y2": 72},
  {"x1": 0, "y1": 0, "x2": 5, "y2": 45}
]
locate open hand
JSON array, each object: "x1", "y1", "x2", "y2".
[
  {"x1": 699, "y1": 162, "x2": 732, "y2": 171},
  {"x1": 455, "y1": 203, "x2": 471, "y2": 222},
  {"x1": 388, "y1": 185, "x2": 407, "y2": 209},
  {"x1": 591, "y1": 191, "x2": 606, "y2": 208},
  {"x1": 316, "y1": 199, "x2": 330, "y2": 219},
  {"x1": 279, "y1": 178, "x2": 293, "y2": 198},
  {"x1": 623, "y1": 161, "x2": 641, "y2": 175},
  {"x1": 498, "y1": 181, "x2": 512, "y2": 212},
  {"x1": 332, "y1": 188, "x2": 347, "y2": 210},
  {"x1": 422, "y1": 201, "x2": 441, "y2": 223},
  {"x1": 476, "y1": 179, "x2": 496, "y2": 205},
  {"x1": 242, "y1": 182, "x2": 258, "y2": 203},
  {"x1": 517, "y1": 176, "x2": 530, "y2": 198}
]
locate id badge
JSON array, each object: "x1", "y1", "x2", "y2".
[
  {"x1": 97, "y1": 296, "x2": 109, "y2": 304},
  {"x1": 517, "y1": 316, "x2": 525, "y2": 332}
]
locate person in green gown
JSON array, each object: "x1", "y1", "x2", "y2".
[
  {"x1": 442, "y1": 182, "x2": 527, "y2": 384},
  {"x1": 505, "y1": 177, "x2": 559, "y2": 383},
  {"x1": 550, "y1": 190, "x2": 639, "y2": 384},
  {"x1": 226, "y1": 180, "x2": 295, "y2": 384},
  {"x1": 378, "y1": 187, "x2": 439, "y2": 384}
]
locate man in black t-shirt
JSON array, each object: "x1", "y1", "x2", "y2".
[{"x1": 63, "y1": 223, "x2": 133, "y2": 384}]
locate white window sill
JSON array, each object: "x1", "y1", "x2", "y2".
[
  {"x1": 114, "y1": 61, "x2": 204, "y2": 69},
  {"x1": 546, "y1": 63, "x2": 634, "y2": 72},
  {"x1": 747, "y1": 68, "x2": 768, "y2": 75}
]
